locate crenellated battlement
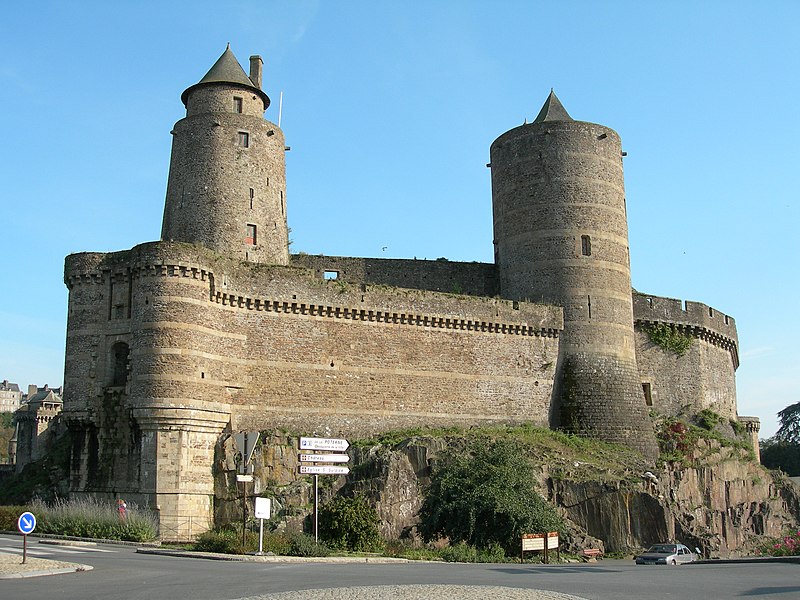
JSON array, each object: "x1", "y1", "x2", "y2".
[
  {"x1": 633, "y1": 291, "x2": 739, "y2": 368},
  {"x1": 64, "y1": 241, "x2": 563, "y2": 340}
]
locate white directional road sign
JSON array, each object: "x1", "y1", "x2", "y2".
[
  {"x1": 299, "y1": 437, "x2": 349, "y2": 451},
  {"x1": 17, "y1": 512, "x2": 36, "y2": 535},
  {"x1": 299, "y1": 453, "x2": 350, "y2": 463},
  {"x1": 299, "y1": 465, "x2": 350, "y2": 475}
]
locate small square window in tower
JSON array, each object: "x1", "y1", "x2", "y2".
[
  {"x1": 238, "y1": 131, "x2": 250, "y2": 148},
  {"x1": 245, "y1": 224, "x2": 257, "y2": 245},
  {"x1": 581, "y1": 235, "x2": 592, "y2": 256},
  {"x1": 234, "y1": 97, "x2": 243, "y2": 113}
]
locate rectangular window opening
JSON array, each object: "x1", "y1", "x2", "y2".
[
  {"x1": 234, "y1": 97, "x2": 243, "y2": 113},
  {"x1": 238, "y1": 131, "x2": 250, "y2": 148},
  {"x1": 642, "y1": 383, "x2": 653, "y2": 406},
  {"x1": 324, "y1": 270, "x2": 339, "y2": 280},
  {"x1": 245, "y1": 224, "x2": 257, "y2": 245},
  {"x1": 708, "y1": 307, "x2": 714, "y2": 317},
  {"x1": 249, "y1": 188, "x2": 254, "y2": 209},
  {"x1": 581, "y1": 235, "x2": 592, "y2": 256}
]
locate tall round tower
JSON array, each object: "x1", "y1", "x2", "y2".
[
  {"x1": 490, "y1": 91, "x2": 658, "y2": 460},
  {"x1": 161, "y1": 46, "x2": 289, "y2": 265}
]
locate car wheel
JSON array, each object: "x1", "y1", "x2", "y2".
[{"x1": 669, "y1": 559, "x2": 677, "y2": 565}]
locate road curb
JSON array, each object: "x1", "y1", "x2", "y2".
[
  {"x1": 692, "y1": 556, "x2": 800, "y2": 565},
  {"x1": 0, "y1": 564, "x2": 94, "y2": 579},
  {"x1": 136, "y1": 548, "x2": 412, "y2": 563}
]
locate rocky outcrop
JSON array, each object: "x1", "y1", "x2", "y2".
[{"x1": 215, "y1": 433, "x2": 800, "y2": 557}]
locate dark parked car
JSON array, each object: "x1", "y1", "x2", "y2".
[{"x1": 635, "y1": 543, "x2": 697, "y2": 565}]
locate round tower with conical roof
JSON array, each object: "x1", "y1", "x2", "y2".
[
  {"x1": 161, "y1": 46, "x2": 289, "y2": 265},
  {"x1": 490, "y1": 91, "x2": 658, "y2": 460}
]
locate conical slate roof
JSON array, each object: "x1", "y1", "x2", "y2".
[
  {"x1": 532, "y1": 90, "x2": 573, "y2": 123},
  {"x1": 180, "y1": 45, "x2": 270, "y2": 108},
  {"x1": 197, "y1": 45, "x2": 257, "y2": 88}
]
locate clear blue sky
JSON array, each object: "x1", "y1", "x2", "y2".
[{"x1": 1, "y1": 1, "x2": 797, "y2": 438}]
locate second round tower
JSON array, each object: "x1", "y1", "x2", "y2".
[
  {"x1": 161, "y1": 46, "x2": 289, "y2": 265},
  {"x1": 490, "y1": 92, "x2": 658, "y2": 460}
]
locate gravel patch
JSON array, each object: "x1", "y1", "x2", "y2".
[
  {"x1": 235, "y1": 585, "x2": 587, "y2": 600},
  {"x1": 0, "y1": 552, "x2": 92, "y2": 578}
]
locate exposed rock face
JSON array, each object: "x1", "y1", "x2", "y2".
[{"x1": 216, "y1": 434, "x2": 800, "y2": 557}]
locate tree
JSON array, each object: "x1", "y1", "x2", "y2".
[
  {"x1": 760, "y1": 437, "x2": 800, "y2": 476},
  {"x1": 418, "y1": 437, "x2": 562, "y2": 555},
  {"x1": 776, "y1": 401, "x2": 800, "y2": 444}
]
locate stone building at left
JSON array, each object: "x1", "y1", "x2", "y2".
[{"x1": 9, "y1": 385, "x2": 63, "y2": 470}]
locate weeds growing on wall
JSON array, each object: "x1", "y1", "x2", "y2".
[
  {"x1": 654, "y1": 415, "x2": 755, "y2": 466},
  {"x1": 645, "y1": 323, "x2": 694, "y2": 357},
  {"x1": 694, "y1": 409, "x2": 724, "y2": 431}
]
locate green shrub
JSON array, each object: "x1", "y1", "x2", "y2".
[
  {"x1": 194, "y1": 527, "x2": 257, "y2": 554},
  {"x1": 286, "y1": 531, "x2": 331, "y2": 557},
  {"x1": 319, "y1": 494, "x2": 382, "y2": 552},
  {"x1": 758, "y1": 531, "x2": 800, "y2": 556},
  {"x1": 260, "y1": 531, "x2": 292, "y2": 555},
  {"x1": 440, "y1": 541, "x2": 478, "y2": 562},
  {"x1": 0, "y1": 505, "x2": 28, "y2": 531},
  {"x1": 419, "y1": 437, "x2": 563, "y2": 556}
]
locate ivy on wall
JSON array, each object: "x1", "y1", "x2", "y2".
[{"x1": 645, "y1": 323, "x2": 693, "y2": 357}]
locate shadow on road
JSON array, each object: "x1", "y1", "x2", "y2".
[
  {"x1": 738, "y1": 586, "x2": 800, "y2": 597},
  {"x1": 489, "y1": 566, "x2": 624, "y2": 575}
]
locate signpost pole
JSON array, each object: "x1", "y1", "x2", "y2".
[
  {"x1": 258, "y1": 517, "x2": 264, "y2": 555},
  {"x1": 17, "y1": 512, "x2": 36, "y2": 564},
  {"x1": 314, "y1": 474, "x2": 319, "y2": 543},
  {"x1": 242, "y1": 479, "x2": 248, "y2": 548}
]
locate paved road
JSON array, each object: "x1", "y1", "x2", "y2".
[{"x1": 1, "y1": 534, "x2": 798, "y2": 600}]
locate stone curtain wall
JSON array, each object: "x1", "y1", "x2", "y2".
[
  {"x1": 291, "y1": 254, "x2": 499, "y2": 298},
  {"x1": 63, "y1": 241, "x2": 562, "y2": 537},
  {"x1": 633, "y1": 292, "x2": 739, "y2": 419}
]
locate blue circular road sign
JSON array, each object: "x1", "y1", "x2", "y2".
[{"x1": 17, "y1": 511, "x2": 36, "y2": 535}]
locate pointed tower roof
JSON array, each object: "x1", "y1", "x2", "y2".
[
  {"x1": 532, "y1": 90, "x2": 573, "y2": 124},
  {"x1": 180, "y1": 45, "x2": 270, "y2": 108}
]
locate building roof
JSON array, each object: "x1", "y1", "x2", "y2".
[
  {"x1": 180, "y1": 45, "x2": 270, "y2": 108},
  {"x1": 0, "y1": 380, "x2": 20, "y2": 392},
  {"x1": 25, "y1": 389, "x2": 63, "y2": 406},
  {"x1": 532, "y1": 90, "x2": 573, "y2": 123}
]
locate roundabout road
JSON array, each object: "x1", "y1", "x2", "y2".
[{"x1": 1, "y1": 535, "x2": 798, "y2": 600}]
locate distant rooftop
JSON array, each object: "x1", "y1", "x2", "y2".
[{"x1": 1, "y1": 380, "x2": 20, "y2": 392}]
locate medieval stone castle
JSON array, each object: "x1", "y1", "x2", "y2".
[{"x1": 60, "y1": 47, "x2": 752, "y2": 537}]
